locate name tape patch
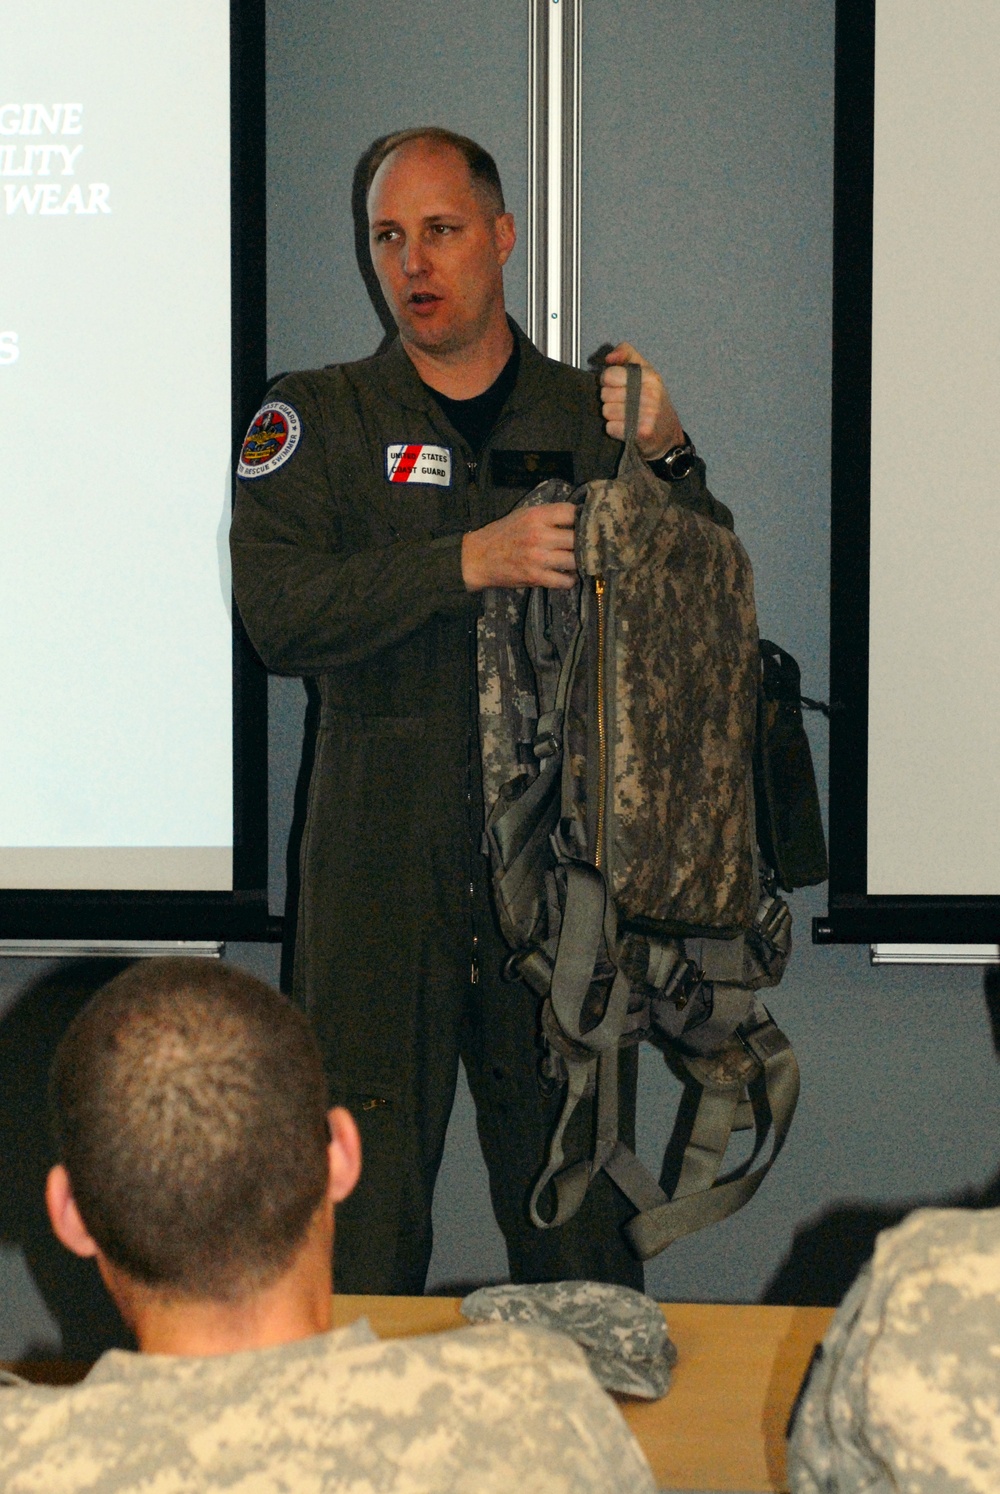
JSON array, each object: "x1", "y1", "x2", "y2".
[
  {"x1": 491, "y1": 449, "x2": 575, "y2": 488},
  {"x1": 386, "y1": 443, "x2": 452, "y2": 486},
  {"x1": 238, "y1": 401, "x2": 301, "y2": 479}
]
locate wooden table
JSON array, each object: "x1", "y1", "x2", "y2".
[
  {"x1": 4, "y1": 1298, "x2": 833, "y2": 1492},
  {"x1": 329, "y1": 1296, "x2": 833, "y2": 1492}
]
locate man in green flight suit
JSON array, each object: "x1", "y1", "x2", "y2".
[{"x1": 230, "y1": 127, "x2": 732, "y2": 1296}]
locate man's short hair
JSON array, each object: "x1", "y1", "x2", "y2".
[
  {"x1": 49, "y1": 959, "x2": 330, "y2": 1301},
  {"x1": 366, "y1": 127, "x2": 506, "y2": 214}
]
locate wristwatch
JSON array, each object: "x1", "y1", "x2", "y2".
[{"x1": 649, "y1": 433, "x2": 696, "y2": 482}]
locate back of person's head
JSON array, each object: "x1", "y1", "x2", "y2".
[
  {"x1": 49, "y1": 958, "x2": 330, "y2": 1301},
  {"x1": 366, "y1": 126, "x2": 506, "y2": 214}
]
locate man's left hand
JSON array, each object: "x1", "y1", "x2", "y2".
[{"x1": 600, "y1": 342, "x2": 684, "y2": 460}]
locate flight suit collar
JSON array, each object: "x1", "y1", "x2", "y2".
[{"x1": 376, "y1": 319, "x2": 556, "y2": 427}]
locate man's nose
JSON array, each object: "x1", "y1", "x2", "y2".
[{"x1": 401, "y1": 238, "x2": 429, "y2": 276}]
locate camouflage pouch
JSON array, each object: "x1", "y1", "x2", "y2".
[
  {"x1": 568, "y1": 424, "x2": 760, "y2": 937},
  {"x1": 755, "y1": 640, "x2": 829, "y2": 891},
  {"x1": 477, "y1": 366, "x2": 799, "y2": 1262}
]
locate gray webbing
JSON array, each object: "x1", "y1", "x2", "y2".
[
  {"x1": 624, "y1": 360, "x2": 641, "y2": 439},
  {"x1": 617, "y1": 361, "x2": 646, "y2": 480},
  {"x1": 529, "y1": 863, "x2": 631, "y2": 1229},
  {"x1": 511, "y1": 382, "x2": 801, "y2": 1256},
  {"x1": 531, "y1": 993, "x2": 800, "y2": 1258},
  {"x1": 624, "y1": 1013, "x2": 800, "y2": 1260}
]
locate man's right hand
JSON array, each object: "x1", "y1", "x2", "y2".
[{"x1": 461, "y1": 502, "x2": 579, "y2": 591}]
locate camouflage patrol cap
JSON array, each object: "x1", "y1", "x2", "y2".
[
  {"x1": 787, "y1": 1206, "x2": 1000, "y2": 1494},
  {"x1": 461, "y1": 1280, "x2": 677, "y2": 1399}
]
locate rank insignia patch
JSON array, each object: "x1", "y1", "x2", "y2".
[
  {"x1": 385, "y1": 443, "x2": 452, "y2": 486},
  {"x1": 238, "y1": 401, "x2": 301, "y2": 479}
]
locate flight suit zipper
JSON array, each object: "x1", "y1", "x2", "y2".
[{"x1": 466, "y1": 446, "x2": 481, "y2": 987}]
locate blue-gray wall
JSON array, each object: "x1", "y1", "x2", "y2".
[{"x1": 3, "y1": 0, "x2": 999, "y2": 1358}]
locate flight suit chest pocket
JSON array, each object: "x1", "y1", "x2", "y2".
[{"x1": 381, "y1": 442, "x2": 463, "y2": 539}]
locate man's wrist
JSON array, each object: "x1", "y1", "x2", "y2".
[
  {"x1": 461, "y1": 529, "x2": 485, "y2": 592},
  {"x1": 648, "y1": 433, "x2": 697, "y2": 482}
]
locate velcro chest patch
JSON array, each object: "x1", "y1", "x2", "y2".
[
  {"x1": 385, "y1": 444, "x2": 452, "y2": 486},
  {"x1": 491, "y1": 450, "x2": 575, "y2": 487}
]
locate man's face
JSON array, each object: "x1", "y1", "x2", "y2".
[{"x1": 367, "y1": 141, "x2": 515, "y2": 358}]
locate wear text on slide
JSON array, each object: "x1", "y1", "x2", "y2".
[{"x1": 5, "y1": 183, "x2": 111, "y2": 215}]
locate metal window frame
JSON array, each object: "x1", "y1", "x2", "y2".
[{"x1": 527, "y1": 0, "x2": 582, "y2": 366}]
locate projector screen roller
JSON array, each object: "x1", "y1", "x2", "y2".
[{"x1": 1, "y1": 2, "x2": 236, "y2": 893}]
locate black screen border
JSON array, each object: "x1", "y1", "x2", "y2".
[
  {"x1": 0, "y1": 0, "x2": 279, "y2": 943},
  {"x1": 815, "y1": 0, "x2": 1000, "y2": 945}
]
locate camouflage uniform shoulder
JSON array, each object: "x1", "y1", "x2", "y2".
[
  {"x1": 0, "y1": 1319, "x2": 656, "y2": 1494},
  {"x1": 788, "y1": 1206, "x2": 1000, "y2": 1494}
]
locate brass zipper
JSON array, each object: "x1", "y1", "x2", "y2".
[{"x1": 594, "y1": 575, "x2": 607, "y2": 868}]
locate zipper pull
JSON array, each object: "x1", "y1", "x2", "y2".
[{"x1": 466, "y1": 458, "x2": 478, "y2": 483}]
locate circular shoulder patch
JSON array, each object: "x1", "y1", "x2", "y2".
[{"x1": 238, "y1": 400, "x2": 301, "y2": 479}]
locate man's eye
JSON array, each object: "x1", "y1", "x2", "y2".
[
  {"x1": 374, "y1": 229, "x2": 399, "y2": 244},
  {"x1": 431, "y1": 224, "x2": 455, "y2": 235}
]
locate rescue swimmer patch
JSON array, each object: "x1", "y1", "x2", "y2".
[
  {"x1": 385, "y1": 443, "x2": 452, "y2": 486},
  {"x1": 238, "y1": 401, "x2": 301, "y2": 479}
]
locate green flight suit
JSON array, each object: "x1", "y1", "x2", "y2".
[{"x1": 230, "y1": 324, "x2": 730, "y2": 1294}]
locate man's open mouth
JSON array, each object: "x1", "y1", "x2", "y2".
[{"x1": 409, "y1": 293, "x2": 441, "y2": 307}]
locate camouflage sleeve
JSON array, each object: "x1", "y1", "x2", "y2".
[
  {"x1": 788, "y1": 1207, "x2": 1000, "y2": 1494},
  {"x1": 229, "y1": 371, "x2": 475, "y2": 677}
]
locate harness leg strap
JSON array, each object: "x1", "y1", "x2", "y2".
[{"x1": 624, "y1": 1012, "x2": 799, "y2": 1260}]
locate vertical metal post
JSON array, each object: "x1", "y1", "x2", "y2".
[{"x1": 527, "y1": 0, "x2": 582, "y2": 366}]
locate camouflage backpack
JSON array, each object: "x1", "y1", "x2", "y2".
[{"x1": 478, "y1": 365, "x2": 810, "y2": 1260}]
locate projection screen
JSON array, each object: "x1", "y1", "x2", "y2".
[
  {"x1": 818, "y1": 0, "x2": 1000, "y2": 944},
  {"x1": 0, "y1": 0, "x2": 269, "y2": 938}
]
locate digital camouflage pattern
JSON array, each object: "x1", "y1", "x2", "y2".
[
  {"x1": 788, "y1": 1207, "x2": 1000, "y2": 1494},
  {"x1": 476, "y1": 433, "x2": 796, "y2": 1260},
  {"x1": 0, "y1": 1319, "x2": 656, "y2": 1493},
  {"x1": 576, "y1": 455, "x2": 759, "y2": 936},
  {"x1": 461, "y1": 1279, "x2": 677, "y2": 1399},
  {"x1": 477, "y1": 478, "x2": 579, "y2": 827}
]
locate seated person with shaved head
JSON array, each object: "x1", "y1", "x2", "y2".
[{"x1": 0, "y1": 959, "x2": 655, "y2": 1493}]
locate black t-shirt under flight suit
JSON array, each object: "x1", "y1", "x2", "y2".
[{"x1": 231, "y1": 322, "x2": 731, "y2": 1294}]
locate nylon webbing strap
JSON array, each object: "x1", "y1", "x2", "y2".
[
  {"x1": 617, "y1": 362, "x2": 645, "y2": 480},
  {"x1": 603, "y1": 1142, "x2": 669, "y2": 1214},
  {"x1": 671, "y1": 1085, "x2": 742, "y2": 1200},
  {"x1": 528, "y1": 1052, "x2": 596, "y2": 1227},
  {"x1": 549, "y1": 865, "x2": 625, "y2": 1049},
  {"x1": 526, "y1": 586, "x2": 565, "y2": 722},
  {"x1": 530, "y1": 864, "x2": 633, "y2": 1228},
  {"x1": 624, "y1": 361, "x2": 641, "y2": 442},
  {"x1": 624, "y1": 1014, "x2": 800, "y2": 1260}
]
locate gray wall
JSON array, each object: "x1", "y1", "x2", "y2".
[{"x1": 3, "y1": 0, "x2": 1000, "y2": 1359}]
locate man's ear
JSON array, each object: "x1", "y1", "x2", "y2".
[
  {"x1": 45, "y1": 1164, "x2": 100, "y2": 1259},
  {"x1": 326, "y1": 1107, "x2": 362, "y2": 1205},
  {"x1": 495, "y1": 211, "x2": 516, "y2": 267}
]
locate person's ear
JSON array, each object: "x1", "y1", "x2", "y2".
[
  {"x1": 326, "y1": 1107, "x2": 362, "y2": 1204},
  {"x1": 45, "y1": 1164, "x2": 100, "y2": 1259},
  {"x1": 495, "y1": 212, "x2": 516, "y2": 267}
]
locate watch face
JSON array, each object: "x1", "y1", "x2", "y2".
[{"x1": 666, "y1": 448, "x2": 695, "y2": 481}]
